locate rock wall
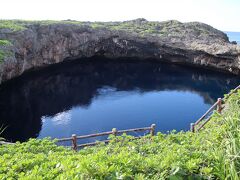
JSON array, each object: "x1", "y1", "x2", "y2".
[{"x1": 0, "y1": 19, "x2": 240, "y2": 84}]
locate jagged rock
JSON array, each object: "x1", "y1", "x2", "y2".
[{"x1": 0, "y1": 19, "x2": 239, "y2": 84}]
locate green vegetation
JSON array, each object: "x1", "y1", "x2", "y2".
[
  {"x1": 90, "y1": 23, "x2": 106, "y2": 29},
  {"x1": 0, "y1": 89, "x2": 239, "y2": 179},
  {"x1": 21, "y1": 20, "x2": 84, "y2": 27},
  {"x1": 102, "y1": 19, "x2": 188, "y2": 37},
  {"x1": 0, "y1": 19, "x2": 213, "y2": 38},
  {"x1": 0, "y1": 49, "x2": 13, "y2": 64},
  {"x1": 0, "y1": 19, "x2": 85, "y2": 32},
  {"x1": 0, "y1": 39, "x2": 13, "y2": 63},
  {"x1": 0, "y1": 40, "x2": 12, "y2": 46},
  {"x1": 0, "y1": 20, "x2": 26, "y2": 31},
  {"x1": 0, "y1": 19, "x2": 223, "y2": 46},
  {"x1": 105, "y1": 19, "x2": 164, "y2": 35},
  {"x1": 0, "y1": 50, "x2": 5, "y2": 63}
]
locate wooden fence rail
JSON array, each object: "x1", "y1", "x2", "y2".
[
  {"x1": 190, "y1": 84, "x2": 240, "y2": 132},
  {"x1": 56, "y1": 124, "x2": 156, "y2": 151}
]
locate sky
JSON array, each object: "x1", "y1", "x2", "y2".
[{"x1": 1, "y1": 0, "x2": 240, "y2": 31}]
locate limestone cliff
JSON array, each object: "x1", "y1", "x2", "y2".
[{"x1": 0, "y1": 19, "x2": 239, "y2": 84}]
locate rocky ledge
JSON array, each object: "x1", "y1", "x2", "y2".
[{"x1": 0, "y1": 18, "x2": 239, "y2": 84}]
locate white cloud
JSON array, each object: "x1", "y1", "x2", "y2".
[
  {"x1": 1, "y1": 0, "x2": 240, "y2": 31},
  {"x1": 51, "y1": 111, "x2": 71, "y2": 125}
]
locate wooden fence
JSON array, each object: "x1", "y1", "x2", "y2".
[
  {"x1": 56, "y1": 124, "x2": 156, "y2": 151},
  {"x1": 190, "y1": 84, "x2": 240, "y2": 132}
]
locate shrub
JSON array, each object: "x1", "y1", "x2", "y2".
[
  {"x1": 0, "y1": 20, "x2": 26, "y2": 31},
  {"x1": 0, "y1": 89, "x2": 239, "y2": 179}
]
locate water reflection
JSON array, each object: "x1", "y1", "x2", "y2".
[{"x1": 0, "y1": 57, "x2": 239, "y2": 142}]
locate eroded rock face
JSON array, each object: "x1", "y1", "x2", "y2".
[{"x1": 0, "y1": 19, "x2": 239, "y2": 84}]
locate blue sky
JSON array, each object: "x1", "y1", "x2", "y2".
[{"x1": 1, "y1": 0, "x2": 240, "y2": 31}]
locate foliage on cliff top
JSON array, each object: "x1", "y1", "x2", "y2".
[
  {"x1": 0, "y1": 19, "x2": 228, "y2": 42},
  {"x1": 0, "y1": 19, "x2": 84, "y2": 31},
  {"x1": 0, "y1": 20, "x2": 26, "y2": 31},
  {"x1": 0, "y1": 89, "x2": 239, "y2": 179}
]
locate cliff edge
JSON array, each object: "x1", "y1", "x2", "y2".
[{"x1": 0, "y1": 19, "x2": 240, "y2": 83}]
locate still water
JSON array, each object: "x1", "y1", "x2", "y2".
[{"x1": 0, "y1": 58, "x2": 239, "y2": 142}]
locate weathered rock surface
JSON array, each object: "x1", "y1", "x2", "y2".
[{"x1": 0, "y1": 19, "x2": 239, "y2": 84}]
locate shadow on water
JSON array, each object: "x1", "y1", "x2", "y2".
[{"x1": 0, "y1": 57, "x2": 239, "y2": 142}]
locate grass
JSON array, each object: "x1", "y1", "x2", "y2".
[
  {"x1": 0, "y1": 19, "x2": 220, "y2": 38},
  {"x1": 0, "y1": 20, "x2": 26, "y2": 31},
  {"x1": 0, "y1": 89, "x2": 239, "y2": 179},
  {"x1": 0, "y1": 19, "x2": 85, "y2": 32},
  {"x1": 221, "y1": 92, "x2": 240, "y2": 179}
]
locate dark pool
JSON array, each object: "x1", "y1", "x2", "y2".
[{"x1": 0, "y1": 57, "x2": 239, "y2": 142}]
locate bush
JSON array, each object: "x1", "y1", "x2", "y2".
[
  {"x1": 0, "y1": 20, "x2": 26, "y2": 31},
  {"x1": 0, "y1": 90, "x2": 239, "y2": 179}
]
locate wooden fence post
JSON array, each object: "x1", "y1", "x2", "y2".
[
  {"x1": 150, "y1": 124, "x2": 156, "y2": 136},
  {"x1": 190, "y1": 123, "x2": 195, "y2": 132},
  {"x1": 112, "y1": 128, "x2": 117, "y2": 136},
  {"x1": 72, "y1": 134, "x2": 77, "y2": 151},
  {"x1": 217, "y1": 98, "x2": 222, "y2": 113}
]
